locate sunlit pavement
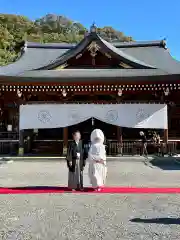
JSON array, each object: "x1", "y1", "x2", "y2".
[{"x1": 0, "y1": 159, "x2": 180, "y2": 239}]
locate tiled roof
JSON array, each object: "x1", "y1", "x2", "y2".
[{"x1": 0, "y1": 32, "x2": 180, "y2": 79}]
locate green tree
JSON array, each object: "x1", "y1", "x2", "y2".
[{"x1": 0, "y1": 13, "x2": 133, "y2": 66}]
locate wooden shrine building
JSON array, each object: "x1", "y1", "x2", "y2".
[{"x1": 0, "y1": 24, "x2": 180, "y2": 156}]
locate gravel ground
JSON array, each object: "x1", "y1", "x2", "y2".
[
  {"x1": 1, "y1": 159, "x2": 180, "y2": 187},
  {"x1": 0, "y1": 160, "x2": 180, "y2": 239}
]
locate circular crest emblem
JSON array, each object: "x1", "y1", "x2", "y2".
[
  {"x1": 136, "y1": 108, "x2": 149, "y2": 122},
  {"x1": 38, "y1": 110, "x2": 52, "y2": 123},
  {"x1": 106, "y1": 110, "x2": 118, "y2": 123}
]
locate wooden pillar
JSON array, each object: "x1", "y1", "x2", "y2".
[
  {"x1": 163, "y1": 128, "x2": 168, "y2": 156},
  {"x1": 18, "y1": 129, "x2": 24, "y2": 156},
  {"x1": 164, "y1": 129, "x2": 168, "y2": 144},
  {"x1": 63, "y1": 127, "x2": 68, "y2": 155},
  {"x1": 117, "y1": 126, "x2": 123, "y2": 155}
]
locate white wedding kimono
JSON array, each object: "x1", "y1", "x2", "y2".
[{"x1": 88, "y1": 129, "x2": 107, "y2": 188}]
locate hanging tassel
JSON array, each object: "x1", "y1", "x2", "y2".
[{"x1": 92, "y1": 117, "x2": 94, "y2": 126}]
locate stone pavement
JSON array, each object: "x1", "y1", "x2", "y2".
[{"x1": 0, "y1": 160, "x2": 180, "y2": 239}]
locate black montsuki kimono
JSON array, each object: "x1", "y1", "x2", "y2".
[{"x1": 66, "y1": 140, "x2": 86, "y2": 189}]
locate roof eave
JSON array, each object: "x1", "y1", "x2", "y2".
[{"x1": 0, "y1": 72, "x2": 179, "y2": 84}]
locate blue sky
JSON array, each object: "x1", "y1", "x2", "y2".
[{"x1": 1, "y1": 0, "x2": 180, "y2": 59}]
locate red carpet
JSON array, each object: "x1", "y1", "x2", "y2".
[{"x1": 1, "y1": 186, "x2": 180, "y2": 194}]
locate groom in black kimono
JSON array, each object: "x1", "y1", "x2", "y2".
[{"x1": 66, "y1": 130, "x2": 87, "y2": 191}]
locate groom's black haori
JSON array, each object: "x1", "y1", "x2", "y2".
[
  {"x1": 66, "y1": 130, "x2": 86, "y2": 190},
  {"x1": 67, "y1": 140, "x2": 85, "y2": 172}
]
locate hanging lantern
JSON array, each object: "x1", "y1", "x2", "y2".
[
  {"x1": 164, "y1": 87, "x2": 170, "y2": 96},
  {"x1": 117, "y1": 88, "x2": 122, "y2": 96},
  {"x1": 17, "y1": 90, "x2": 22, "y2": 98},
  {"x1": 62, "y1": 89, "x2": 67, "y2": 97}
]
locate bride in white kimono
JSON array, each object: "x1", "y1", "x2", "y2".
[{"x1": 87, "y1": 129, "x2": 107, "y2": 191}]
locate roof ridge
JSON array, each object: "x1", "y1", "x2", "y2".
[
  {"x1": 113, "y1": 40, "x2": 166, "y2": 48},
  {"x1": 23, "y1": 39, "x2": 166, "y2": 50},
  {"x1": 25, "y1": 41, "x2": 76, "y2": 49}
]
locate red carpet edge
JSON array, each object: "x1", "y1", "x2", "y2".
[{"x1": 1, "y1": 187, "x2": 180, "y2": 194}]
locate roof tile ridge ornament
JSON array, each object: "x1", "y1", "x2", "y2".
[
  {"x1": 161, "y1": 38, "x2": 168, "y2": 49},
  {"x1": 90, "y1": 22, "x2": 97, "y2": 33}
]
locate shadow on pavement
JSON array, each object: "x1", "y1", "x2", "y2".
[
  {"x1": 130, "y1": 217, "x2": 180, "y2": 225},
  {"x1": 149, "y1": 156, "x2": 180, "y2": 170}
]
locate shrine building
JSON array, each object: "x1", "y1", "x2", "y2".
[{"x1": 0, "y1": 24, "x2": 179, "y2": 156}]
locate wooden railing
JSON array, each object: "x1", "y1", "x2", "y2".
[
  {"x1": 106, "y1": 140, "x2": 177, "y2": 156},
  {"x1": 27, "y1": 139, "x2": 178, "y2": 156},
  {"x1": 0, "y1": 132, "x2": 19, "y2": 140},
  {"x1": 0, "y1": 140, "x2": 19, "y2": 155},
  {"x1": 0, "y1": 138, "x2": 178, "y2": 156}
]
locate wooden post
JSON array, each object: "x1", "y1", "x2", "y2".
[
  {"x1": 117, "y1": 126, "x2": 123, "y2": 155},
  {"x1": 63, "y1": 127, "x2": 68, "y2": 156},
  {"x1": 163, "y1": 128, "x2": 168, "y2": 156},
  {"x1": 18, "y1": 129, "x2": 24, "y2": 156},
  {"x1": 164, "y1": 129, "x2": 168, "y2": 144}
]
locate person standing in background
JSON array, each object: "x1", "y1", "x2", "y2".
[{"x1": 139, "y1": 131, "x2": 148, "y2": 157}]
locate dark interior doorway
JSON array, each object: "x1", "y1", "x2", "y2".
[
  {"x1": 68, "y1": 118, "x2": 118, "y2": 141},
  {"x1": 26, "y1": 118, "x2": 118, "y2": 155}
]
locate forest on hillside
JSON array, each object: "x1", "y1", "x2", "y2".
[{"x1": 0, "y1": 14, "x2": 133, "y2": 66}]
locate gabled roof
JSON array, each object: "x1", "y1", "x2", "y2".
[
  {"x1": 36, "y1": 32, "x2": 155, "y2": 70},
  {"x1": 0, "y1": 27, "x2": 180, "y2": 80}
]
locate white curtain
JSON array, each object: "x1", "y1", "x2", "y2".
[{"x1": 19, "y1": 104, "x2": 167, "y2": 130}]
